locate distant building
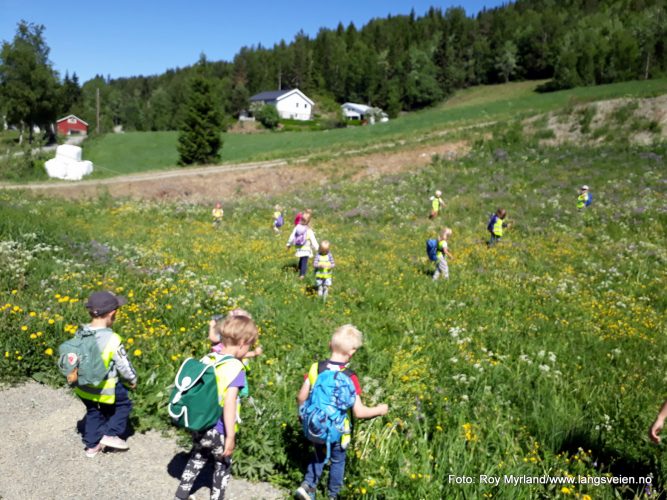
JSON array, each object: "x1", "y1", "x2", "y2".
[
  {"x1": 341, "y1": 102, "x2": 388, "y2": 124},
  {"x1": 56, "y1": 114, "x2": 88, "y2": 136},
  {"x1": 249, "y1": 89, "x2": 314, "y2": 121}
]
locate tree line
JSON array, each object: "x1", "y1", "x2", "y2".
[{"x1": 1, "y1": 0, "x2": 666, "y2": 140}]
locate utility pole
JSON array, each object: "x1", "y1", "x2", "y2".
[{"x1": 96, "y1": 87, "x2": 100, "y2": 135}]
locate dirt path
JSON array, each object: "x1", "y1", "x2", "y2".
[
  {"x1": 0, "y1": 381, "x2": 285, "y2": 500},
  {"x1": 0, "y1": 141, "x2": 469, "y2": 201}
]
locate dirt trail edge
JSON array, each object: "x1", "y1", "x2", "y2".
[
  {"x1": 0, "y1": 381, "x2": 286, "y2": 500},
  {"x1": 0, "y1": 141, "x2": 470, "y2": 201}
]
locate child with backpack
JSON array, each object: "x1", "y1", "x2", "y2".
[
  {"x1": 174, "y1": 315, "x2": 259, "y2": 500},
  {"x1": 577, "y1": 185, "x2": 592, "y2": 210},
  {"x1": 429, "y1": 190, "x2": 445, "y2": 219},
  {"x1": 433, "y1": 228, "x2": 454, "y2": 280},
  {"x1": 59, "y1": 291, "x2": 138, "y2": 458},
  {"x1": 487, "y1": 208, "x2": 508, "y2": 247},
  {"x1": 287, "y1": 212, "x2": 319, "y2": 279},
  {"x1": 295, "y1": 325, "x2": 389, "y2": 500},
  {"x1": 313, "y1": 240, "x2": 335, "y2": 300},
  {"x1": 273, "y1": 205, "x2": 284, "y2": 233}
]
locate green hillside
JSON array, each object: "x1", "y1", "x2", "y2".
[{"x1": 81, "y1": 78, "x2": 667, "y2": 177}]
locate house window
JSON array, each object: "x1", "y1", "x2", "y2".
[
  {"x1": 68, "y1": 118, "x2": 76, "y2": 124},
  {"x1": 304, "y1": 104, "x2": 308, "y2": 108},
  {"x1": 296, "y1": 103, "x2": 299, "y2": 108}
]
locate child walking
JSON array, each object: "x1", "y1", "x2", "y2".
[
  {"x1": 212, "y1": 202, "x2": 224, "y2": 228},
  {"x1": 577, "y1": 185, "x2": 591, "y2": 210},
  {"x1": 487, "y1": 208, "x2": 507, "y2": 247},
  {"x1": 429, "y1": 190, "x2": 445, "y2": 219},
  {"x1": 295, "y1": 325, "x2": 389, "y2": 500},
  {"x1": 433, "y1": 228, "x2": 454, "y2": 280},
  {"x1": 74, "y1": 291, "x2": 138, "y2": 457},
  {"x1": 174, "y1": 315, "x2": 259, "y2": 500},
  {"x1": 273, "y1": 205, "x2": 284, "y2": 233},
  {"x1": 287, "y1": 212, "x2": 319, "y2": 279},
  {"x1": 313, "y1": 240, "x2": 335, "y2": 299}
]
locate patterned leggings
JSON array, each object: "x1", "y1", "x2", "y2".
[
  {"x1": 433, "y1": 257, "x2": 449, "y2": 280},
  {"x1": 175, "y1": 427, "x2": 232, "y2": 500}
]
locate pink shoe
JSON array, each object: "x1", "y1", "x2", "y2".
[
  {"x1": 85, "y1": 442, "x2": 105, "y2": 457},
  {"x1": 100, "y1": 435, "x2": 129, "y2": 450}
]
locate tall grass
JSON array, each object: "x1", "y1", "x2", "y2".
[{"x1": 0, "y1": 134, "x2": 665, "y2": 497}]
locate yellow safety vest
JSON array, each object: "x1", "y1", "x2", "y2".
[
  {"x1": 437, "y1": 240, "x2": 447, "y2": 259},
  {"x1": 74, "y1": 333, "x2": 121, "y2": 404},
  {"x1": 315, "y1": 254, "x2": 333, "y2": 279},
  {"x1": 431, "y1": 198, "x2": 441, "y2": 212},
  {"x1": 493, "y1": 217, "x2": 504, "y2": 237},
  {"x1": 203, "y1": 354, "x2": 244, "y2": 432},
  {"x1": 577, "y1": 193, "x2": 588, "y2": 209}
]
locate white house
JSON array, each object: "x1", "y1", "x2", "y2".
[
  {"x1": 249, "y1": 89, "x2": 314, "y2": 121},
  {"x1": 341, "y1": 102, "x2": 388, "y2": 124}
]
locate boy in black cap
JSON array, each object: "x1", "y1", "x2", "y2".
[{"x1": 75, "y1": 290, "x2": 138, "y2": 457}]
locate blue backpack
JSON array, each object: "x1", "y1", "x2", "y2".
[
  {"x1": 300, "y1": 369, "x2": 357, "y2": 463},
  {"x1": 585, "y1": 192, "x2": 593, "y2": 207},
  {"x1": 426, "y1": 239, "x2": 438, "y2": 261},
  {"x1": 276, "y1": 214, "x2": 284, "y2": 227}
]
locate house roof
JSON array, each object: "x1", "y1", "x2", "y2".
[
  {"x1": 341, "y1": 102, "x2": 373, "y2": 114},
  {"x1": 57, "y1": 114, "x2": 89, "y2": 126},
  {"x1": 250, "y1": 88, "x2": 314, "y2": 106}
]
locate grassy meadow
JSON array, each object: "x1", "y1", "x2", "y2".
[
  {"x1": 78, "y1": 78, "x2": 667, "y2": 178},
  {"x1": 0, "y1": 129, "x2": 666, "y2": 497}
]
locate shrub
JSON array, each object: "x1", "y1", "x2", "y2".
[{"x1": 255, "y1": 105, "x2": 280, "y2": 130}]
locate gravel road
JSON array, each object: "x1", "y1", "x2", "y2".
[{"x1": 0, "y1": 381, "x2": 285, "y2": 500}]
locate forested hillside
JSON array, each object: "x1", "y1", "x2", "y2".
[{"x1": 2, "y1": 0, "x2": 666, "y2": 135}]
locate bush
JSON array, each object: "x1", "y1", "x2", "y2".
[{"x1": 256, "y1": 105, "x2": 280, "y2": 130}]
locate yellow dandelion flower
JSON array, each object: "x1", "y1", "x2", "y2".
[
  {"x1": 561, "y1": 487, "x2": 571, "y2": 494},
  {"x1": 133, "y1": 349, "x2": 142, "y2": 356},
  {"x1": 30, "y1": 334, "x2": 37, "y2": 340},
  {"x1": 44, "y1": 348, "x2": 53, "y2": 356},
  {"x1": 20, "y1": 325, "x2": 28, "y2": 331},
  {"x1": 127, "y1": 338, "x2": 134, "y2": 344}
]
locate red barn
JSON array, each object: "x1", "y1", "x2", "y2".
[{"x1": 56, "y1": 114, "x2": 88, "y2": 136}]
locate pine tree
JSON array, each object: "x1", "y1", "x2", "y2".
[{"x1": 177, "y1": 58, "x2": 223, "y2": 166}]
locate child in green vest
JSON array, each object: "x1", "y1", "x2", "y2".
[
  {"x1": 577, "y1": 185, "x2": 590, "y2": 210},
  {"x1": 433, "y1": 228, "x2": 454, "y2": 280},
  {"x1": 313, "y1": 240, "x2": 335, "y2": 299},
  {"x1": 429, "y1": 190, "x2": 445, "y2": 219},
  {"x1": 487, "y1": 208, "x2": 508, "y2": 247},
  {"x1": 175, "y1": 315, "x2": 258, "y2": 500},
  {"x1": 75, "y1": 291, "x2": 137, "y2": 458},
  {"x1": 295, "y1": 325, "x2": 388, "y2": 500}
]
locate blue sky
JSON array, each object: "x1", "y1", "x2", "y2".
[{"x1": 0, "y1": 0, "x2": 506, "y2": 83}]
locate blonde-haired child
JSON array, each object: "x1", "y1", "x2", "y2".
[
  {"x1": 273, "y1": 205, "x2": 284, "y2": 233},
  {"x1": 313, "y1": 240, "x2": 335, "y2": 299},
  {"x1": 295, "y1": 324, "x2": 388, "y2": 500},
  {"x1": 429, "y1": 190, "x2": 445, "y2": 219},
  {"x1": 212, "y1": 202, "x2": 224, "y2": 228},
  {"x1": 433, "y1": 228, "x2": 454, "y2": 280},
  {"x1": 175, "y1": 315, "x2": 258, "y2": 500},
  {"x1": 287, "y1": 212, "x2": 319, "y2": 279}
]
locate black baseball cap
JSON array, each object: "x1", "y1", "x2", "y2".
[{"x1": 85, "y1": 291, "x2": 127, "y2": 317}]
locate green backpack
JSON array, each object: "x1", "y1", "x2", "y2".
[
  {"x1": 168, "y1": 354, "x2": 237, "y2": 432},
  {"x1": 57, "y1": 327, "x2": 109, "y2": 386}
]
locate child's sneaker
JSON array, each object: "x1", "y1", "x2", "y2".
[
  {"x1": 294, "y1": 482, "x2": 316, "y2": 500},
  {"x1": 84, "y1": 442, "x2": 105, "y2": 458},
  {"x1": 100, "y1": 435, "x2": 129, "y2": 450}
]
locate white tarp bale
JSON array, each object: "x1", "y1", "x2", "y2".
[{"x1": 44, "y1": 145, "x2": 93, "y2": 181}]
